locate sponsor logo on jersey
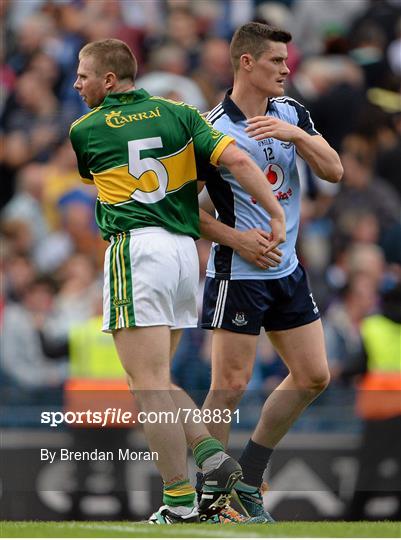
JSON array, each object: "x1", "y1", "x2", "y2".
[
  {"x1": 280, "y1": 141, "x2": 294, "y2": 149},
  {"x1": 232, "y1": 312, "x2": 248, "y2": 326},
  {"x1": 265, "y1": 163, "x2": 285, "y2": 191},
  {"x1": 113, "y1": 296, "x2": 131, "y2": 307},
  {"x1": 276, "y1": 187, "x2": 293, "y2": 201},
  {"x1": 251, "y1": 163, "x2": 293, "y2": 204},
  {"x1": 105, "y1": 107, "x2": 161, "y2": 128}
]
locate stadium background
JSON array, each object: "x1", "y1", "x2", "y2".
[{"x1": 1, "y1": 0, "x2": 400, "y2": 523}]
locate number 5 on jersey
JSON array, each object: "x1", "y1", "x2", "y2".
[{"x1": 128, "y1": 137, "x2": 168, "y2": 204}]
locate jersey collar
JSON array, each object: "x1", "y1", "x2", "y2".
[
  {"x1": 222, "y1": 88, "x2": 271, "y2": 122},
  {"x1": 102, "y1": 88, "x2": 150, "y2": 106}
]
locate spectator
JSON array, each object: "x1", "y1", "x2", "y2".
[
  {"x1": 165, "y1": 6, "x2": 203, "y2": 71},
  {"x1": 137, "y1": 68, "x2": 207, "y2": 111},
  {"x1": 291, "y1": 0, "x2": 368, "y2": 56},
  {"x1": 2, "y1": 253, "x2": 36, "y2": 303},
  {"x1": 1, "y1": 276, "x2": 67, "y2": 396},
  {"x1": 45, "y1": 253, "x2": 101, "y2": 342},
  {"x1": 349, "y1": 0, "x2": 401, "y2": 47},
  {"x1": 191, "y1": 37, "x2": 232, "y2": 109},
  {"x1": 306, "y1": 58, "x2": 366, "y2": 151},
  {"x1": 330, "y1": 134, "x2": 401, "y2": 236},
  {"x1": 345, "y1": 243, "x2": 386, "y2": 290},
  {"x1": 324, "y1": 272, "x2": 378, "y2": 377},
  {"x1": 147, "y1": 43, "x2": 189, "y2": 76},
  {"x1": 349, "y1": 22, "x2": 393, "y2": 88},
  {"x1": 6, "y1": 12, "x2": 55, "y2": 75},
  {"x1": 342, "y1": 281, "x2": 401, "y2": 520},
  {"x1": 1, "y1": 162, "x2": 48, "y2": 244},
  {"x1": 41, "y1": 138, "x2": 93, "y2": 231},
  {"x1": 1, "y1": 70, "x2": 70, "y2": 169}
]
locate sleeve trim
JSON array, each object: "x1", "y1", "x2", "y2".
[
  {"x1": 80, "y1": 176, "x2": 94, "y2": 184},
  {"x1": 210, "y1": 136, "x2": 235, "y2": 166},
  {"x1": 69, "y1": 105, "x2": 103, "y2": 134}
]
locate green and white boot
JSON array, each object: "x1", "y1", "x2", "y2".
[{"x1": 148, "y1": 505, "x2": 199, "y2": 524}]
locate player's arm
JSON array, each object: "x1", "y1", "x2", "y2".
[
  {"x1": 199, "y1": 206, "x2": 282, "y2": 269},
  {"x1": 198, "y1": 183, "x2": 282, "y2": 268},
  {"x1": 217, "y1": 143, "x2": 286, "y2": 251},
  {"x1": 246, "y1": 116, "x2": 343, "y2": 183},
  {"x1": 69, "y1": 124, "x2": 94, "y2": 184}
]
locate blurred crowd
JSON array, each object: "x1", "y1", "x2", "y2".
[{"x1": 1, "y1": 0, "x2": 400, "y2": 428}]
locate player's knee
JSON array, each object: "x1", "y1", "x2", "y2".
[
  {"x1": 124, "y1": 367, "x2": 170, "y2": 391},
  {"x1": 220, "y1": 387, "x2": 246, "y2": 409},
  {"x1": 228, "y1": 379, "x2": 249, "y2": 394},
  {"x1": 214, "y1": 371, "x2": 252, "y2": 405},
  {"x1": 311, "y1": 371, "x2": 330, "y2": 394},
  {"x1": 296, "y1": 369, "x2": 330, "y2": 394}
]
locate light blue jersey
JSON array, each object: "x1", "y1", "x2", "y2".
[{"x1": 205, "y1": 91, "x2": 320, "y2": 280}]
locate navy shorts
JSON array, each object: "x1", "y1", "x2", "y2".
[{"x1": 201, "y1": 263, "x2": 320, "y2": 335}]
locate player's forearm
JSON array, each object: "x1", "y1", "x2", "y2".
[
  {"x1": 228, "y1": 155, "x2": 285, "y2": 221},
  {"x1": 199, "y1": 208, "x2": 242, "y2": 250},
  {"x1": 217, "y1": 144, "x2": 286, "y2": 246},
  {"x1": 294, "y1": 131, "x2": 343, "y2": 183}
]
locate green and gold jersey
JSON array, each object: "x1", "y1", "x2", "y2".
[{"x1": 69, "y1": 88, "x2": 233, "y2": 240}]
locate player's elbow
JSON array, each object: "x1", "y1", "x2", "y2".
[
  {"x1": 322, "y1": 161, "x2": 343, "y2": 183},
  {"x1": 231, "y1": 153, "x2": 251, "y2": 170},
  {"x1": 329, "y1": 162, "x2": 344, "y2": 183},
  {"x1": 220, "y1": 145, "x2": 251, "y2": 171}
]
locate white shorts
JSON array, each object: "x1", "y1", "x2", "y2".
[{"x1": 102, "y1": 227, "x2": 199, "y2": 332}]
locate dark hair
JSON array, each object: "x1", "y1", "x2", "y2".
[
  {"x1": 79, "y1": 39, "x2": 137, "y2": 82},
  {"x1": 381, "y1": 282, "x2": 401, "y2": 323},
  {"x1": 230, "y1": 22, "x2": 292, "y2": 71}
]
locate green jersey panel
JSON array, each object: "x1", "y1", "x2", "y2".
[{"x1": 69, "y1": 89, "x2": 234, "y2": 240}]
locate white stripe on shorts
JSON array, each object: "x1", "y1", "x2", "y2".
[
  {"x1": 103, "y1": 237, "x2": 113, "y2": 329},
  {"x1": 115, "y1": 236, "x2": 125, "y2": 328},
  {"x1": 212, "y1": 280, "x2": 228, "y2": 328}
]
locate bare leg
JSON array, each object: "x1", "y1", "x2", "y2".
[
  {"x1": 202, "y1": 321, "x2": 330, "y2": 450},
  {"x1": 202, "y1": 330, "x2": 258, "y2": 446},
  {"x1": 170, "y1": 329, "x2": 210, "y2": 448},
  {"x1": 170, "y1": 329, "x2": 183, "y2": 360},
  {"x1": 113, "y1": 326, "x2": 188, "y2": 484},
  {"x1": 253, "y1": 319, "x2": 330, "y2": 447}
]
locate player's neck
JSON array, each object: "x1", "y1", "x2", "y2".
[
  {"x1": 230, "y1": 83, "x2": 268, "y2": 119},
  {"x1": 109, "y1": 82, "x2": 136, "y2": 94}
]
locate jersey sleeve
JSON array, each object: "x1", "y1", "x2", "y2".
[
  {"x1": 69, "y1": 123, "x2": 94, "y2": 184},
  {"x1": 293, "y1": 101, "x2": 321, "y2": 136},
  {"x1": 186, "y1": 105, "x2": 234, "y2": 167}
]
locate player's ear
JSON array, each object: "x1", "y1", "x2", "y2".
[
  {"x1": 240, "y1": 54, "x2": 254, "y2": 72},
  {"x1": 104, "y1": 71, "x2": 117, "y2": 89}
]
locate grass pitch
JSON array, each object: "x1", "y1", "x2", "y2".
[{"x1": 1, "y1": 521, "x2": 400, "y2": 538}]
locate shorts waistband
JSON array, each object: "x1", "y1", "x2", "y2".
[{"x1": 112, "y1": 227, "x2": 179, "y2": 240}]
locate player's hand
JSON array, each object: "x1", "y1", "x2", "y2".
[
  {"x1": 245, "y1": 115, "x2": 303, "y2": 143},
  {"x1": 236, "y1": 229, "x2": 283, "y2": 269},
  {"x1": 255, "y1": 245, "x2": 283, "y2": 270},
  {"x1": 268, "y1": 216, "x2": 286, "y2": 250}
]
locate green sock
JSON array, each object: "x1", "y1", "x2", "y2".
[
  {"x1": 163, "y1": 479, "x2": 196, "y2": 508},
  {"x1": 193, "y1": 436, "x2": 225, "y2": 468}
]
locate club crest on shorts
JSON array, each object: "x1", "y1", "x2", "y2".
[
  {"x1": 113, "y1": 296, "x2": 131, "y2": 307},
  {"x1": 232, "y1": 312, "x2": 248, "y2": 326}
]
